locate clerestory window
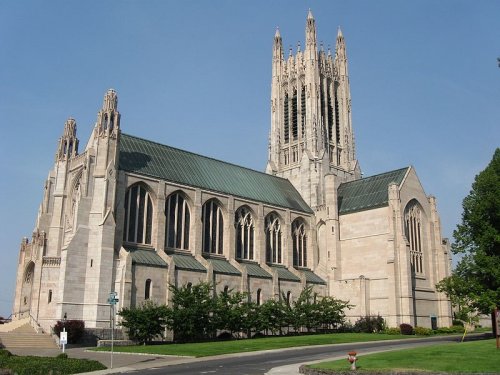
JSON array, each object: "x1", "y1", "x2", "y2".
[
  {"x1": 235, "y1": 207, "x2": 254, "y2": 260},
  {"x1": 265, "y1": 213, "x2": 282, "y2": 263},
  {"x1": 292, "y1": 219, "x2": 307, "y2": 267},
  {"x1": 123, "y1": 184, "x2": 153, "y2": 244},
  {"x1": 165, "y1": 193, "x2": 190, "y2": 250},
  {"x1": 202, "y1": 200, "x2": 224, "y2": 254}
]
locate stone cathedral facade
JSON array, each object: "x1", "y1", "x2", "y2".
[{"x1": 12, "y1": 11, "x2": 452, "y2": 333}]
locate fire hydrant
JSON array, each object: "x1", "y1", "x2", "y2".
[{"x1": 347, "y1": 351, "x2": 357, "y2": 370}]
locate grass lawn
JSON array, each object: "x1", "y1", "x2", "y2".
[
  {"x1": 94, "y1": 333, "x2": 416, "y2": 357},
  {"x1": 310, "y1": 338, "x2": 500, "y2": 374}
]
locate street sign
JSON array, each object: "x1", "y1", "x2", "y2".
[
  {"x1": 60, "y1": 331, "x2": 67, "y2": 345},
  {"x1": 108, "y1": 292, "x2": 119, "y2": 305}
]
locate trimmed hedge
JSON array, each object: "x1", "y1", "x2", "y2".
[
  {"x1": 399, "y1": 323, "x2": 414, "y2": 335},
  {"x1": 0, "y1": 354, "x2": 105, "y2": 375}
]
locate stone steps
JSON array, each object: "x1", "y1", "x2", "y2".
[
  {"x1": 0, "y1": 318, "x2": 29, "y2": 333},
  {"x1": 0, "y1": 323, "x2": 58, "y2": 349}
]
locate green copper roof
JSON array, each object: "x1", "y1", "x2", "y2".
[
  {"x1": 269, "y1": 265, "x2": 301, "y2": 282},
  {"x1": 206, "y1": 258, "x2": 241, "y2": 276},
  {"x1": 301, "y1": 269, "x2": 326, "y2": 285},
  {"x1": 125, "y1": 247, "x2": 168, "y2": 268},
  {"x1": 171, "y1": 254, "x2": 206, "y2": 272},
  {"x1": 240, "y1": 262, "x2": 272, "y2": 279},
  {"x1": 338, "y1": 167, "x2": 409, "y2": 215},
  {"x1": 119, "y1": 133, "x2": 312, "y2": 213}
]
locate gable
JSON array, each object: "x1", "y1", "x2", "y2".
[
  {"x1": 119, "y1": 133, "x2": 312, "y2": 213},
  {"x1": 338, "y1": 167, "x2": 409, "y2": 215}
]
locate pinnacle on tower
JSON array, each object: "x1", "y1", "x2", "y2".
[
  {"x1": 56, "y1": 118, "x2": 79, "y2": 161},
  {"x1": 273, "y1": 27, "x2": 283, "y2": 59},
  {"x1": 305, "y1": 9, "x2": 317, "y2": 53},
  {"x1": 97, "y1": 89, "x2": 120, "y2": 136},
  {"x1": 307, "y1": 8, "x2": 314, "y2": 20},
  {"x1": 103, "y1": 88, "x2": 118, "y2": 111}
]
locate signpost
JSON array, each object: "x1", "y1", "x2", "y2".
[
  {"x1": 495, "y1": 307, "x2": 500, "y2": 350},
  {"x1": 107, "y1": 292, "x2": 119, "y2": 368},
  {"x1": 60, "y1": 329, "x2": 67, "y2": 353}
]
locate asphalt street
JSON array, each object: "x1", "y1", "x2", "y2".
[{"x1": 105, "y1": 334, "x2": 476, "y2": 375}]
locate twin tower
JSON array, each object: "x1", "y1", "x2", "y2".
[{"x1": 267, "y1": 10, "x2": 360, "y2": 209}]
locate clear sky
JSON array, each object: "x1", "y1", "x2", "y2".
[{"x1": 0, "y1": 0, "x2": 499, "y2": 318}]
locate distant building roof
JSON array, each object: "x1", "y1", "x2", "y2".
[
  {"x1": 119, "y1": 133, "x2": 312, "y2": 213},
  {"x1": 338, "y1": 167, "x2": 409, "y2": 215}
]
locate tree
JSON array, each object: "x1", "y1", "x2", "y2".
[
  {"x1": 439, "y1": 148, "x2": 500, "y2": 314},
  {"x1": 166, "y1": 282, "x2": 217, "y2": 342},
  {"x1": 118, "y1": 300, "x2": 169, "y2": 344}
]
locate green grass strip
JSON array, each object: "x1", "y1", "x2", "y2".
[
  {"x1": 94, "y1": 333, "x2": 415, "y2": 357},
  {"x1": 311, "y1": 338, "x2": 500, "y2": 373}
]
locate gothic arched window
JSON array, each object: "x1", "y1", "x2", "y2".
[
  {"x1": 24, "y1": 262, "x2": 35, "y2": 284},
  {"x1": 165, "y1": 193, "x2": 190, "y2": 250},
  {"x1": 292, "y1": 88, "x2": 298, "y2": 140},
  {"x1": 405, "y1": 201, "x2": 424, "y2": 274},
  {"x1": 235, "y1": 207, "x2": 254, "y2": 260},
  {"x1": 292, "y1": 219, "x2": 307, "y2": 267},
  {"x1": 265, "y1": 213, "x2": 282, "y2": 263},
  {"x1": 145, "y1": 279, "x2": 152, "y2": 300},
  {"x1": 284, "y1": 92, "x2": 290, "y2": 143},
  {"x1": 202, "y1": 199, "x2": 224, "y2": 254},
  {"x1": 123, "y1": 184, "x2": 153, "y2": 244}
]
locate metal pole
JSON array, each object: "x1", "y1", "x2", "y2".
[
  {"x1": 111, "y1": 303, "x2": 114, "y2": 368},
  {"x1": 62, "y1": 327, "x2": 66, "y2": 354}
]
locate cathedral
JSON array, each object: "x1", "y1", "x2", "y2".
[{"x1": 12, "y1": 11, "x2": 452, "y2": 333}]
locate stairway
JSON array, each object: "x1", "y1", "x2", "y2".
[{"x1": 0, "y1": 322, "x2": 58, "y2": 349}]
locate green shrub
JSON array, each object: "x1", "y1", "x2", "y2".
[
  {"x1": 414, "y1": 326, "x2": 433, "y2": 336},
  {"x1": 0, "y1": 355, "x2": 105, "y2": 375},
  {"x1": 435, "y1": 325, "x2": 465, "y2": 334},
  {"x1": 383, "y1": 327, "x2": 401, "y2": 335},
  {"x1": 53, "y1": 319, "x2": 85, "y2": 344},
  {"x1": 56, "y1": 352, "x2": 68, "y2": 359},
  {"x1": 0, "y1": 349, "x2": 12, "y2": 357},
  {"x1": 353, "y1": 315, "x2": 386, "y2": 333},
  {"x1": 399, "y1": 323, "x2": 414, "y2": 335}
]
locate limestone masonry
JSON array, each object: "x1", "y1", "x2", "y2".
[{"x1": 13, "y1": 11, "x2": 452, "y2": 332}]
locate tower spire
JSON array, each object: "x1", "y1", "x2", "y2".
[
  {"x1": 56, "y1": 118, "x2": 79, "y2": 161},
  {"x1": 305, "y1": 9, "x2": 317, "y2": 60}
]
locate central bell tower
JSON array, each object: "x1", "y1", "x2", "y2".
[{"x1": 266, "y1": 10, "x2": 360, "y2": 208}]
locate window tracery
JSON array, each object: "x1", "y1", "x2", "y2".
[
  {"x1": 165, "y1": 193, "x2": 190, "y2": 250},
  {"x1": 235, "y1": 207, "x2": 254, "y2": 260},
  {"x1": 202, "y1": 200, "x2": 224, "y2": 254},
  {"x1": 123, "y1": 184, "x2": 153, "y2": 244},
  {"x1": 265, "y1": 213, "x2": 282, "y2": 263},
  {"x1": 405, "y1": 202, "x2": 424, "y2": 274},
  {"x1": 292, "y1": 219, "x2": 307, "y2": 267}
]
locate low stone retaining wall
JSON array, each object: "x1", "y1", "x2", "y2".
[{"x1": 97, "y1": 339, "x2": 134, "y2": 347}]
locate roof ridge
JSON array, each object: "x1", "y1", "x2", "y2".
[{"x1": 121, "y1": 132, "x2": 292, "y2": 184}]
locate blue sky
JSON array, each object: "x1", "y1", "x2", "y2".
[{"x1": 0, "y1": 1, "x2": 499, "y2": 318}]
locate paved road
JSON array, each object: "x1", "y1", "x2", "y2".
[{"x1": 104, "y1": 334, "x2": 477, "y2": 375}]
